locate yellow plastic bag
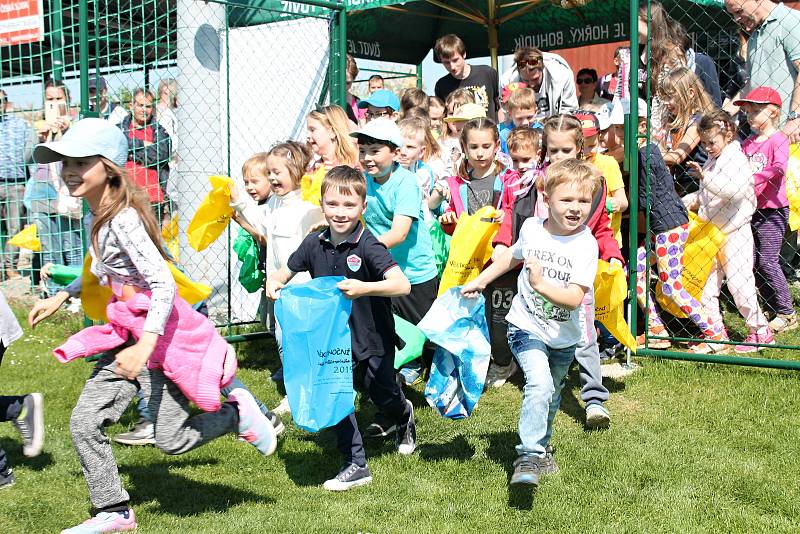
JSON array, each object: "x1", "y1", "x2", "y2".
[
  {"x1": 438, "y1": 206, "x2": 500, "y2": 296},
  {"x1": 81, "y1": 254, "x2": 212, "y2": 322},
  {"x1": 594, "y1": 260, "x2": 636, "y2": 353},
  {"x1": 8, "y1": 224, "x2": 41, "y2": 251},
  {"x1": 786, "y1": 144, "x2": 800, "y2": 231},
  {"x1": 162, "y1": 215, "x2": 180, "y2": 262},
  {"x1": 655, "y1": 213, "x2": 726, "y2": 318},
  {"x1": 187, "y1": 175, "x2": 234, "y2": 251},
  {"x1": 300, "y1": 165, "x2": 327, "y2": 206}
]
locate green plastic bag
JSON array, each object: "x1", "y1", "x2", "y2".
[
  {"x1": 394, "y1": 314, "x2": 427, "y2": 369},
  {"x1": 428, "y1": 219, "x2": 451, "y2": 278},
  {"x1": 47, "y1": 264, "x2": 82, "y2": 286},
  {"x1": 232, "y1": 228, "x2": 264, "y2": 293}
]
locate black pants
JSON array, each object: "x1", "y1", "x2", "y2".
[
  {"x1": 334, "y1": 353, "x2": 410, "y2": 467},
  {"x1": 0, "y1": 343, "x2": 25, "y2": 472},
  {"x1": 483, "y1": 269, "x2": 518, "y2": 367}
]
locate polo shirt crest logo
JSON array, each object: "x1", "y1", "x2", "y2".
[{"x1": 346, "y1": 254, "x2": 362, "y2": 272}]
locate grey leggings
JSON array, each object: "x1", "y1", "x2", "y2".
[{"x1": 70, "y1": 348, "x2": 238, "y2": 509}]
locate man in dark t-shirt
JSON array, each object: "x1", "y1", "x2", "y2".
[{"x1": 433, "y1": 34, "x2": 500, "y2": 122}]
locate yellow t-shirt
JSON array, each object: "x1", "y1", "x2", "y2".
[{"x1": 590, "y1": 153, "x2": 624, "y2": 246}]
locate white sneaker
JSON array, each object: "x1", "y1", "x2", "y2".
[
  {"x1": 484, "y1": 360, "x2": 518, "y2": 389},
  {"x1": 585, "y1": 404, "x2": 611, "y2": 429},
  {"x1": 272, "y1": 396, "x2": 291, "y2": 416}
]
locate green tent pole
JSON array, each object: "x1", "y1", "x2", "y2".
[
  {"x1": 338, "y1": 5, "x2": 347, "y2": 108},
  {"x1": 416, "y1": 64, "x2": 422, "y2": 89},
  {"x1": 51, "y1": 0, "x2": 64, "y2": 82},
  {"x1": 78, "y1": 0, "x2": 89, "y2": 117},
  {"x1": 487, "y1": 0, "x2": 498, "y2": 72},
  {"x1": 626, "y1": 0, "x2": 640, "y2": 365}
]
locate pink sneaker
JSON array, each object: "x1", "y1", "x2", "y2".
[
  {"x1": 228, "y1": 388, "x2": 277, "y2": 455},
  {"x1": 734, "y1": 329, "x2": 775, "y2": 354},
  {"x1": 61, "y1": 508, "x2": 137, "y2": 533}
]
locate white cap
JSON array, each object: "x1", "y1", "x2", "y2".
[
  {"x1": 609, "y1": 97, "x2": 648, "y2": 125},
  {"x1": 350, "y1": 118, "x2": 404, "y2": 148},
  {"x1": 596, "y1": 103, "x2": 612, "y2": 131},
  {"x1": 34, "y1": 118, "x2": 129, "y2": 167}
]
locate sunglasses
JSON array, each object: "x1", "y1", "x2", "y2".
[
  {"x1": 576, "y1": 77, "x2": 595, "y2": 84},
  {"x1": 516, "y1": 58, "x2": 542, "y2": 70}
]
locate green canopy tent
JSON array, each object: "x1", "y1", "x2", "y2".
[{"x1": 230, "y1": 0, "x2": 733, "y2": 68}]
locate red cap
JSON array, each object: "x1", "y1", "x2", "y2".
[
  {"x1": 734, "y1": 86, "x2": 782, "y2": 107},
  {"x1": 574, "y1": 111, "x2": 600, "y2": 138}
]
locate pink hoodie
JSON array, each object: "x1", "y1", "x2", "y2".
[{"x1": 54, "y1": 293, "x2": 235, "y2": 412}]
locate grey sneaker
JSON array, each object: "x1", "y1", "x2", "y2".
[
  {"x1": 0, "y1": 468, "x2": 15, "y2": 490},
  {"x1": 585, "y1": 403, "x2": 611, "y2": 429},
  {"x1": 323, "y1": 463, "x2": 373, "y2": 491},
  {"x1": 266, "y1": 412, "x2": 285, "y2": 436},
  {"x1": 113, "y1": 418, "x2": 155, "y2": 446},
  {"x1": 485, "y1": 360, "x2": 518, "y2": 389},
  {"x1": 396, "y1": 400, "x2": 416, "y2": 455},
  {"x1": 13, "y1": 393, "x2": 44, "y2": 457},
  {"x1": 510, "y1": 453, "x2": 559, "y2": 485}
]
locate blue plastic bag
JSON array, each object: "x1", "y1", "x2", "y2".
[
  {"x1": 417, "y1": 287, "x2": 491, "y2": 419},
  {"x1": 275, "y1": 276, "x2": 356, "y2": 432}
]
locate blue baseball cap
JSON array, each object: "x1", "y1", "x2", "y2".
[
  {"x1": 33, "y1": 118, "x2": 129, "y2": 167},
  {"x1": 350, "y1": 118, "x2": 404, "y2": 148},
  {"x1": 357, "y1": 89, "x2": 400, "y2": 111}
]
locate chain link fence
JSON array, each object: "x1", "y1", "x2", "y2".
[
  {"x1": 0, "y1": 0, "x2": 343, "y2": 330},
  {"x1": 634, "y1": 0, "x2": 800, "y2": 369}
]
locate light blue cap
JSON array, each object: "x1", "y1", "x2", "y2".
[
  {"x1": 357, "y1": 89, "x2": 400, "y2": 111},
  {"x1": 33, "y1": 117, "x2": 129, "y2": 167},
  {"x1": 350, "y1": 118, "x2": 404, "y2": 148}
]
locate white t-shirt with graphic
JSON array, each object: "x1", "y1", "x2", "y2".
[{"x1": 505, "y1": 217, "x2": 598, "y2": 349}]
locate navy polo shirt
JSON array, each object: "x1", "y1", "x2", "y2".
[{"x1": 287, "y1": 222, "x2": 398, "y2": 361}]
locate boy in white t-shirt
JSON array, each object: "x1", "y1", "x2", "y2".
[{"x1": 461, "y1": 159, "x2": 600, "y2": 487}]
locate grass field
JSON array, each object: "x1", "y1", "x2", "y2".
[{"x1": 0, "y1": 304, "x2": 799, "y2": 533}]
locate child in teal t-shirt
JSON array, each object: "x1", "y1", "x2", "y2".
[{"x1": 351, "y1": 119, "x2": 438, "y2": 387}]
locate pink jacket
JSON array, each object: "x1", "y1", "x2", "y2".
[{"x1": 54, "y1": 292, "x2": 235, "y2": 412}]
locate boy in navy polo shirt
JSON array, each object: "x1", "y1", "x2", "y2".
[
  {"x1": 266, "y1": 166, "x2": 416, "y2": 491},
  {"x1": 350, "y1": 119, "x2": 439, "y2": 391}
]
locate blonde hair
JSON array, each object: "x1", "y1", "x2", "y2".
[
  {"x1": 307, "y1": 105, "x2": 358, "y2": 167},
  {"x1": 445, "y1": 88, "x2": 474, "y2": 112},
  {"x1": 458, "y1": 118, "x2": 503, "y2": 178},
  {"x1": 91, "y1": 158, "x2": 167, "y2": 261},
  {"x1": 398, "y1": 116, "x2": 441, "y2": 161},
  {"x1": 507, "y1": 127, "x2": 542, "y2": 154},
  {"x1": 158, "y1": 78, "x2": 178, "y2": 108},
  {"x1": 267, "y1": 141, "x2": 312, "y2": 187},
  {"x1": 242, "y1": 152, "x2": 269, "y2": 179},
  {"x1": 658, "y1": 67, "x2": 714, "y2": 132},
  {"x1": 542, "y1": 114, "x2": 584, "y2": 165},
  {"x1": 544, "y1": 158, "x2": 601, "y2": 198},
  {"x1": 507, "y1": 87, "x2": 537, "y2": 112},
  {"x1": 321, "y1": 165, "x2": 367, "y2": 201}
]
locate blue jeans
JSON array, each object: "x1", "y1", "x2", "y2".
[
  {"x1": 31, "y1": 212, "x2": 82, "y2": 295},
  {"x1": 507, "y1": 325, "x2": 576, "y2": 458}
]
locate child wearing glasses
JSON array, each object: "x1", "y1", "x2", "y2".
[
  {"x1": 576, "y1": 68, "x2": 610, "y2": 113},
  {"x1": 358, "y1": 89, "x2": 400, "y2": 122},
  {"x1": 500, "y1": 46, "x2": 579, "y2": 118}
]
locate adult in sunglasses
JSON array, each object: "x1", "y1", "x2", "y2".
[
  {"x1": 575, "y1": 68, "x2": 610, "y2": 113},
  {"x1": 500, "y1": 46, "x2": 578, "y2": 118}
]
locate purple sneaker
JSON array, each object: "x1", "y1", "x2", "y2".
[
  {"x1": 228, "y1": 388, "x2": 277, "y2": 455},
  {"x1": 61, "y1": 509, "x2": 137, "y2": 533}
]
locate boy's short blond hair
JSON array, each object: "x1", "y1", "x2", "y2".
[
  {"x1": 543, "y1": 158, "x2": 601, "y2": 198},
  {"x1": 507, "y1": 127, "x2": 541, "y2": 154},
  {"x1": 434, "y1": 34, "x2": 466, "y2": 60},
  {"x1": 242, "y1": 152, "x2": 269, "y2": 179},
  {"x1": 445, "y1": 88, "x2": 474, "y2": 112},
  {"x1": 321, "y1": 165, "x2": 367, "y2": 201},
  {"x1": 507, "y1": 87, "x2": 537, "y2": 112}
]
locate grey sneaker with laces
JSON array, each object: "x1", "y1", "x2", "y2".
[
  {"x1": 113, "y1": 417, "x2": 155, "y2": 446},
  {"x1": 323, "y1": 463, "x2": 373, "y2": 491},
  {"x1": 510, "y1": 452, "x2": 559, "y2": 485},
  {"x1": 13, "y1": 393, "x2": 44, "y2": 457}
]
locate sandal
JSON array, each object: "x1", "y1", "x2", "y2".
[{"x1": 636, "y1": 325, "x2": 672, "y2": 349}]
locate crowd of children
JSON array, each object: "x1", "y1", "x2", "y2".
[{"x1": 5, "y1": 33, "x2": 798, "y2": 532}]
